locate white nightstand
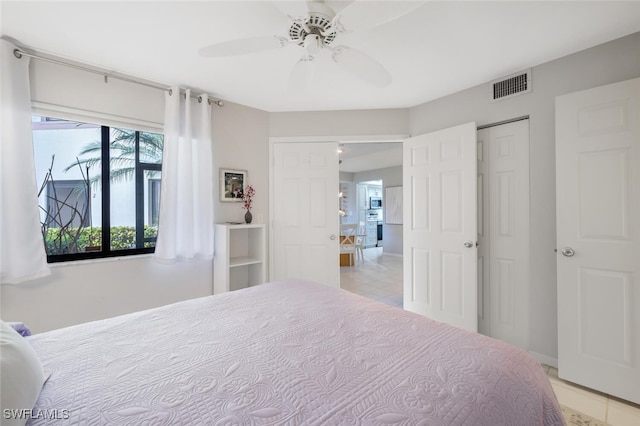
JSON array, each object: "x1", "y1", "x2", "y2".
[{"x1": 213, "y1": 223, "x2": 266, "y2": 294}]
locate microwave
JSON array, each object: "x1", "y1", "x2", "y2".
[{"x1": 370, "y1": 197, "x2": 382, "y2": 209}]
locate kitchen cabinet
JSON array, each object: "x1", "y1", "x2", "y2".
[{"x1": 368, "y1": 186, "x2": 382, "y2": 198}]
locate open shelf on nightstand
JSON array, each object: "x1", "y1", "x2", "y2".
[{"x1": 214, "y1": 223, "x2": 266, "y2": 294}]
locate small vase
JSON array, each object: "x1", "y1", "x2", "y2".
[{"x1": 244, "y1": 210, "x2": 253, "y2": 224}]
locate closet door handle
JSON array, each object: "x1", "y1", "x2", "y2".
[
  {"x1": 560, "y1": 247, "x2": 575, "y2": 257},
  {"x1": 463, "y1": 240, "x2": 474, "y2": 248}
]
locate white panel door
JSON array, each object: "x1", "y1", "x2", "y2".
[
  {"x1": 556, "y1": 77, "x2": 640, "y2": 404},
  {"x1": 272, "y1": 142, "x2": 340, "y2": 287},
  {"x1": 477, "y1": 120, "x2": 530, "y2": 350},
  {"x1": 403, "y1": 122, "x2": 477, "y2": 331}
]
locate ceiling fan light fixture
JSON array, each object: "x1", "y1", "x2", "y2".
[
  {"x1": 289, "y1": 9, "x2": 336, "y2": 49},
  {"x1": 304, "y1": 34, "x2": 323, "y2": 54}
]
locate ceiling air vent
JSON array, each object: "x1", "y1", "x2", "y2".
[{"x1": 490, "y1": 69, "x2": 532, "y2": 101}]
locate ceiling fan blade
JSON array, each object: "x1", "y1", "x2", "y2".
[
  {"x1": 199, "y1": 36, "x2": 288, "y2": 58},
  {"x1": 334, "y1": 1, "x2": 422, "y2": 33},
  {"x1": 331, "y1": 46, "x2": 391, "y2": 88},
  {"x1": 288, "y1": 56, "x2": 315, "y2": 91},
  {"x1": 272, "y1": 1, "x2": 311, "y2": 19}
]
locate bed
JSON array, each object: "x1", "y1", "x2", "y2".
[{"x1": 21, "y1": 279, "x2": 563, "y2": 425}]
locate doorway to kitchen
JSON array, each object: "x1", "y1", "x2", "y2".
[{"x1": 338, "y1": 142, "x2": 403, "y2": 307}]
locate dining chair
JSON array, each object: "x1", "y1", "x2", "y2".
[
  {"x1": 340, "y1": 224, "x2": 357, "y2": 265},
  {"x1": 354, "y1": 221, "x2": 365, "y2": 263}
]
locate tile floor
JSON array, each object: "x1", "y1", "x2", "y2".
[
  {"x1": 340, "y1": 247, "x2": 640, "y2": 426},
  {"x1": 339, "y1": 247, "x2": 403, "y2": 308},
  {"x1": 545, "y1": 365, "x2": 640, "y2": 426}
]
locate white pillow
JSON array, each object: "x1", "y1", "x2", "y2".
[{"x1": 1, "y1": 320, "x2": 46, "y2": 426}]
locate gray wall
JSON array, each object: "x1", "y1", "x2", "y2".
[
  {"x1": 270, "y1": 109, "x2": 409, "y2": 138},
  {"x1": 268, "y1": 31, "x2": 640, "y2": 363},
  {"x1": 2, "y1": 57, "x2": 270, "y2": 333},
  {"x1": 409, "y1": 31, "x2": 640, "y2": 363},
  {"x1": 339, "y1": 171, "x2": 355, "y2": 181},
  {"x1": 212, "y1": 101, "x2": 269, "y2": 225},
  {"x1": 354, "y1": 166, "x2": 403, "y2": 255},
  {"x1": 4, "y1": 30, "x2": 639, "y2": 365}
]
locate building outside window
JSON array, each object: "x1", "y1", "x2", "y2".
[
  {"x1": 148, "y1": 178, "x2": 161, "y2": 227},
  {"x1": 44, "y1": 179, "x2": 91, "y2": 229},
  {"x1": 32, "y1": 115, "x2": 163, "y2": 262}
]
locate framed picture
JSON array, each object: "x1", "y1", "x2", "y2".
[{"x1": 219, "y1": 169, "x2": 246, "y2": 202}]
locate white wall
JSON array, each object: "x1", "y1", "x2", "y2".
[
  {"x1": 1, "y1": 56, "x2": 270, "y2": 333},
  {"x1": 409, "y1": 31, "x2": 640, "y2": 362}
]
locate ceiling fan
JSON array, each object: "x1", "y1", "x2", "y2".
[{"x1": 198, "y1": 1, "x2": 422, "y2": 89}]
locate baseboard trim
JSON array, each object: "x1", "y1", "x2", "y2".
[
  {"x1": 529, "y1": 350, "x2": 558, "y2": 368},
  {"x1": 382, "y1": 252, "x2": 403, "y2": 257}
]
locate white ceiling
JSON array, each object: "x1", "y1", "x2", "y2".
[{"x1": 2, "y1": 1, "x2": 640, "y2": 113}]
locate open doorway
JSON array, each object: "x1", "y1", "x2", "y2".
[{"x1": 338, "y1": 142, "x2": 403, "y2": 308}]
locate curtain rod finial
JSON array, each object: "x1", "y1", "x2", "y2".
[{"x1": 13, "y1": 49, "x2": 23, "y2": 59}]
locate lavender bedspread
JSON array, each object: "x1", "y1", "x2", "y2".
[{"x1": 28, "y1": 279, "x2": 564, "y2": 425}]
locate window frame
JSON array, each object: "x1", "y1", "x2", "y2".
[
  {"x1": 135, "y1": 130, "x2": 162, "y2": 249},
  {"x1": 40, "y1": 121, "x2": 163, "y2": 263}
]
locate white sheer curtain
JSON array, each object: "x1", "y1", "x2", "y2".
[
  {"x1": 0, "y1": 40, "x2": 51, "y2": 283},
  {"x1": 154, "y1": 88, "x2": 214, "y2": 262}
]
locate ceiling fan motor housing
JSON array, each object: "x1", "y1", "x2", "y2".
[{"x1": 289, "y1": 5, "x2": 337, "y2": 51}]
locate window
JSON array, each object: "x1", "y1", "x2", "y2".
[{"x1": 32, "y1": 115, "x2": 163, "y2": 262}]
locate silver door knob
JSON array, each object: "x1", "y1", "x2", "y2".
[
  {"x1": 561, "y1": 247, "x2": 575, "y2": 257},
  {"x1": 464, "y1": 240, "x2": 474, "y2": 248},
  {"x1": 330, "y1": 234, "x2": 337, "y2": 240}
]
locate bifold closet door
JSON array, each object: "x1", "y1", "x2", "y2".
[{"x1": 477, "y1": 119, "x2": 530, "y2": 351}]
